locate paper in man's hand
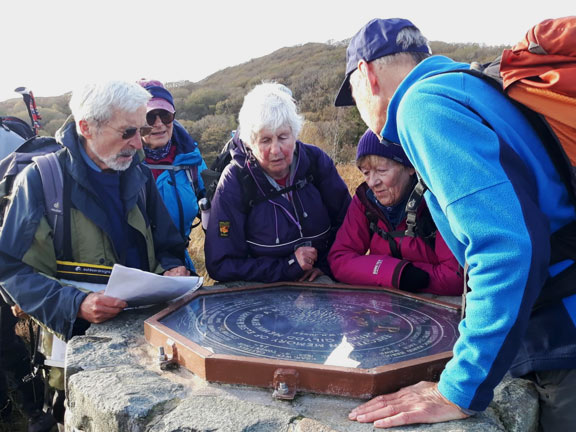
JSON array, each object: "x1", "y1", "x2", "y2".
[{"x1": 104, "y1": 264, "x2": 203, "y2": 306}]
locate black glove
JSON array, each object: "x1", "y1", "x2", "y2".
[{"x1": 399, "y1": 263, "x2": 430, "y2": 292}]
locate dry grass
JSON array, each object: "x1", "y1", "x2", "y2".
[
  {"x1": 336, "y1": 162, "x2": 364, "y2": 197},
  {"x1": 189, "y1": 162, "x2": 363, "y2": 285}
]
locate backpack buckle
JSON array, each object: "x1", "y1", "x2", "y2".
[{"x1": 405, "y1": 212, "x2": 417, "y2": 237}]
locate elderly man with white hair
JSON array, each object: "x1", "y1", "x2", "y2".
[
  {"x1": 0, "y1": 80, "x2": 191, "y2": 428},
  {"x1": 0, "y1": 80, "x2": 189, "y2": 339}
]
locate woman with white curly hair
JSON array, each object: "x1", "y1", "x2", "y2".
[{"x1": 204, "y1": 83, "x2": 351, "y2": 283}]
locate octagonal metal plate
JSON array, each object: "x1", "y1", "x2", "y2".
[{"x1": 144, "y1": 282, "x2": 460, "y2": 399}]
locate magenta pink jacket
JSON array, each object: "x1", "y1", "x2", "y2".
[{"x1": 328, "y1": 185, "x2": 462, "y2": 295}]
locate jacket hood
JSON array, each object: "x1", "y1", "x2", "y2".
[
  {"x1": 229, "y1": 134, "x2": 250, "y2": 168},
  {"x1": 382, "y1": 55, "x2": 469, "y2": 144},
  {"x1": 55, "y1": 116, "x2": 77, "y2": 150},
  {"x1": 170, "y1": 121, "x2": 204, "y2": 167},
  {"x1": 55, "y1": 118, "x2": 90, "y2": 171},
  {"x1": 172, "y1": 120, "x2": 199, "y2": 154}
]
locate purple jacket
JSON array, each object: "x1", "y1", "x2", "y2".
[{"x1": 204, "y1": 140, "x2": 351, "y2": 282}]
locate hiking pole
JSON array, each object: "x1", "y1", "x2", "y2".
[{"x1": 14, "y1": 87, "x2": 42, "y2": 135}]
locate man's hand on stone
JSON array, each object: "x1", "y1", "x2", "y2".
[
  {"x1": 78, "y1": 292, "x2": 127, "y2": 323},
  {"x1": 164, "y1": 266, "x2": 190, "y2": 276},
  {"x1": 348, "y1": 381, "x2": 469, "y2": 428}
]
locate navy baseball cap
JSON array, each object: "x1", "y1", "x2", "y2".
[{"x1": 334, "y1": 18, "x2": 430, "y2": 107}]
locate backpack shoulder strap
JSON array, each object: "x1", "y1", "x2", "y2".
[
  {"x1": 186, "y1": 164, "x2": 200, "y2": 197},
  {"x1": 404, "y1": 175, "x2": 428, "y2": 237},
  {"x1": 33, "y1": 152, "x2": 64, "y2": 255},
  {"x1": 244, "y1": 144, "x2": 319, "y2": 209},
  {"x1": 136, "y1": 164, "x2": 148, "y2": 214},
  {"x1": 302, "y1": 144, "x2": 319, "y2": 184},
  {"x1": 234, "y1": 163, "x2": 257, "y2": 213},
  {"x1": 144, "y1": 163, "x2": 199, "y2": 190},
  {"x1": 200, "y1": 137, "x2": 237, "y2": 205},
  {"x1": 356, "y1": 183, "x2": 404, "y2": 258},
  {"x1": 143, "y1": 164, "x2": 191, "y2": 172}
]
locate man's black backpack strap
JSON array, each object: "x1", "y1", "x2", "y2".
[
  {"x1": 200, "y1": 136, "x2": 236, "y2": 205},
  {"x1": 33, "y1": 153, "x2": 65, "y2": 256},
  {"x1": 534, "y1": 262, "x2": 576, "y2": 312},
  {"x1": 533, "y1": 220, "x2": 576, "y2": 311}
]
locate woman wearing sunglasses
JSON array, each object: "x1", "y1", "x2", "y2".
[{"x1": 138, "y1": 79, "x2": 207, "y2": 271}]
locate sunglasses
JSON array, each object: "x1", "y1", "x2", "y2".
[
  {"x1": 146, "y1": 110, "x2": 175, "y2": 126},
  {"x1": 107, "y1": 124, "x2": 153, "y2": 140}
]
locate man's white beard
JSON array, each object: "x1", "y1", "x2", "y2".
[{"x1": 94, "y1": 148, "x2": 136, "y2": 171}]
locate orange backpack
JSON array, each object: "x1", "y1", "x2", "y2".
[
  {"x1": 414, "y1": 17, "x2": 576, "y2": 309},
  {"x1": 473, "y1": 16, "x2": 576, "y2": 200},
  {"x1": 500, "y1": 16, "x2": 576, "y2": 190}
]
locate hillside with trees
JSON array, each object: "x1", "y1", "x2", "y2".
[{"x1": 0, "y1": 40, "x2": 507, "y2": 165}]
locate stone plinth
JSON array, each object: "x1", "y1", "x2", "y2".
[{"x1": 64, "y1": 289, "x2": 539, "y2": 432}]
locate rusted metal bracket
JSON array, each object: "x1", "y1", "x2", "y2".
[
  {"x1": 158, "y1": 339, "x2": 179, "y2": 371},
  {"x1": 272, "y1": 368, "x2": 299, "y2": 400}
]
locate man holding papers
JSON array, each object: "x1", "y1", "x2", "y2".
[
  {"x1": 0, "y1": 80, "x2": 192, "y2": 428},
  {"x1": 0, "y1": 79, "x2": 190, "y2": 341}
]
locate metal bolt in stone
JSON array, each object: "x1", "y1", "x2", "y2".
[
  {"x1": 277, "y1": 382, "x2": 289, "y2": 395},
  {"x1": 158, "y1": 346, "x2": 167, "y2": 362}
]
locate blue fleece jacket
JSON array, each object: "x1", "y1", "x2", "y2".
[{"x1": 382, "y1": 55, "x2": 576, "y2": 411}]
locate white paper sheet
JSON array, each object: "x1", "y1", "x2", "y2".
[
  {"x1": 323, "y1": 335, "x2": 360, "y2": 368},
  {"x1": 104, "y1": 264, "x2": 203, "y2": 306},
  {"x1": 43, "y1": 335, "x2": 67, "y2": 368}
]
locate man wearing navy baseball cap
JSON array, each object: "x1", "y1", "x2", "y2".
[
  {"x1": 336, "y1": 18, "x2": 576, "y2": 431},
  {"x1": 334, "y1": 18, "x2": 430, "y2": 107}
]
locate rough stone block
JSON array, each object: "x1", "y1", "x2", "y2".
[
  {"x1": 63, "y1": 296, "x2": 541, "y2": 432},
  {"x1": 146, "y1": 395, "x2": 296, "y2": 432},
  {"x1": 66, "y1": 364, "x2": 185, "y2": 432}
]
